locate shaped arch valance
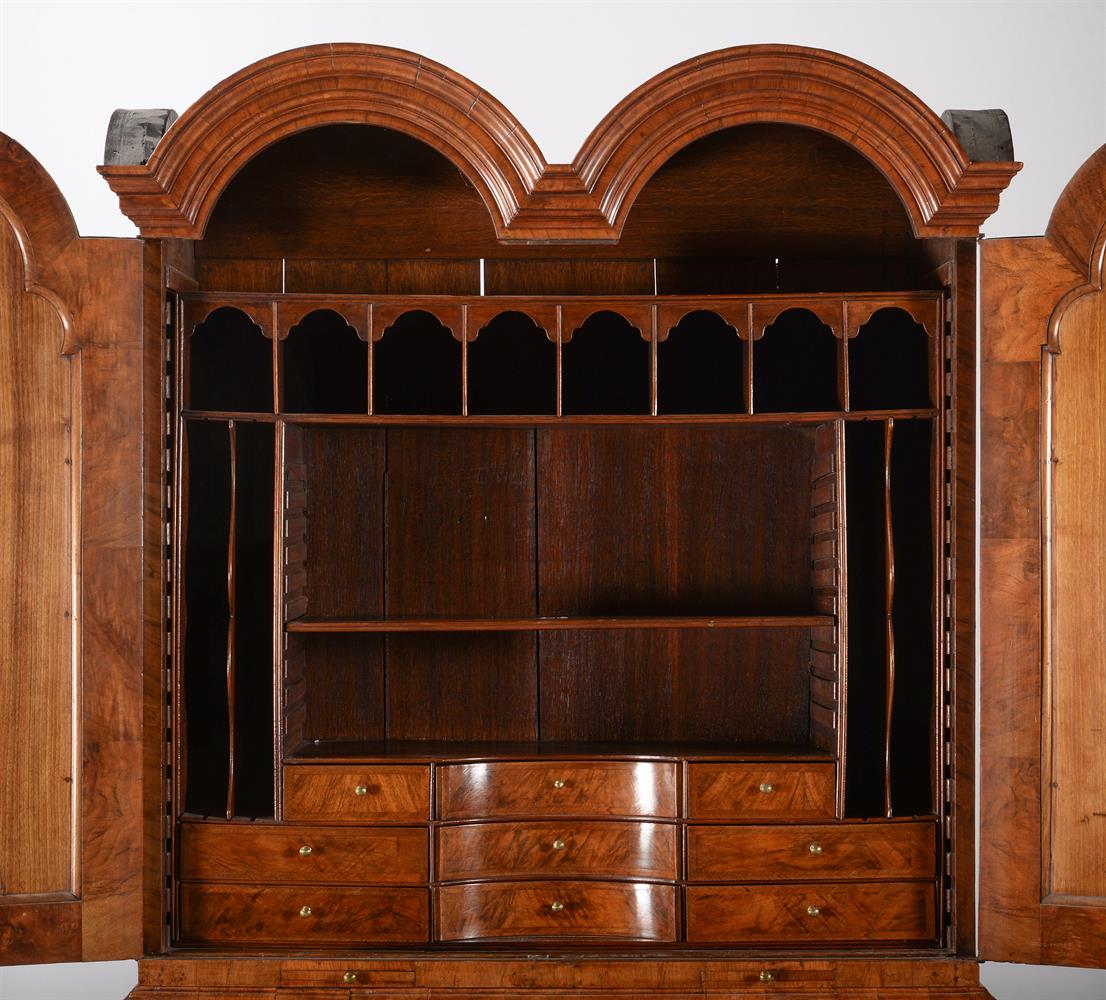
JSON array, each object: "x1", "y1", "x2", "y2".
[{"x1": 99, "y1": 42, "x2": 1019, "y2": 241}]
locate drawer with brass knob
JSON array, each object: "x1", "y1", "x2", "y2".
[
  {"x1": 686, "y1": 819, "x2": 936, "y2": 881},
  {"x1": 436, "y1": 881, "x2": 677, "y2": 941},
  {"x1": 180, "y1": 820, "x2": 428, "y2": 884},
  {"x1": 283, "y1": 764, "x2": 430, "y2": 822},
  {"x1": 436, "y1": 821, "x2": 677, "y2": 881},
  {"x1": 436, "y1": 761, "x2": 677, "y2": 820},
  {"x1": 178, "y1": 884, "x2": 429, "y2": 945},
  {"x1": 687, "y1": 763, "x2": 836, "y2": 820},
  {"x1": 685, "y1": 881, "x2": 937, "y2": 944}
]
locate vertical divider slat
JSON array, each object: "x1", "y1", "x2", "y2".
[
  {"x1": 271, "y1": 300, "x2": 280, "y2": 414},
  {"x1": 744, "y1": 302, "x2": 754, "y2": 414},
  {"x1": 835, "y1": 418, "x2": 849, "y2": 819},
  {"x1": 272, "y1": 418, "x2": 285, "y2": 818},
  {"x1": 461, "y1": 304, "x2": 469, "y2": 417},
  {"x1": 840, "y1": 301, "x2": 851, "y2": 411},
  {"x1": 650, "y1": 304, "x2": 659, "y2": 416},
  {"x1": 883, "y1": 416, "x2": 896, "y2": 818},
  {"x1": 366, "y1": 302, "x2": 374, "y2": 415},
  {"x1": 225, "y1": 419, "x2": 238, "y2": 820},
  {"x1": 555, "y1": 304, "x2": 563, "y2": 417}
]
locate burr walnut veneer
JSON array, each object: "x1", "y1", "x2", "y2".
[{"x1": 0, "y1": 39, "x2": 1102, "y2": 999}]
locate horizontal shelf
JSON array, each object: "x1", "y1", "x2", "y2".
[
  {"x1": 182, "y1": 408, "x2": 938, "y2": 425},
  {"x1": 286, "y1": 615, "x2": 833, "y2": 633},
  {"x1": 283, "y1": 740, "x2": 838, "y2": 764}
]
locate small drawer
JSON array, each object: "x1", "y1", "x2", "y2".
[
  {"x1": 179, "y1": 884, "x2": 429, "y2": 945},
  {"x1": 436, "y1": 821, "x2": 677, "y2": 881},
  {"x1": 437, "y1": 761, "x2": 677, "y2": 820},
  {"x1": 284, "y1": 765, "x2": 429, "y2": 822},
  {"x1": 687, "y1": 763, "x2": 835, "y2": 820},
  {"x1": 436, "y1": 880, "x2": 677, "y2": 942},
  {"x1": 685, "y1": 881, "x2": 936, "y2": 943},
  {"x1": 687, "y1": 819, "x2": 936, "y2": 881},
  {"x1": 180, "y1": 821, "x2": 428, "y2": 884}
]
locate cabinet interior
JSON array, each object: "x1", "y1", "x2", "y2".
[{"x1": 169, "y1": 119, "x2": 954, "y2": 949}]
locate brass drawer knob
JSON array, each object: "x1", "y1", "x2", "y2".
[
  {"x1": 342, "y1": 972, "x2": 357, "y2": 985},
  {"x1": 759, "y1": 970, "x2": 777, "y2": 983},
  {"x1": 758, "y1": 782, "x2": 774, "y2": 793},
  {"x1": 552, "y1": 838, "x2": 566, "y2": 851},
  {"x1": 552, "y1": 778, "x2": 566, "y2": 789},
  {"x1": 298, "y1": 844, "x2": 313, "y2": 856},
  {"x1": 550, "y1": 900, "x2": 565, "y2": 912},
  {"x1": 806, "y1": 904, "x2": 822, "y2": 917},
  {"x1": 299, "y1": 905, "x2": 313, "y2": 918},
  {"x1": 808, "y1": 842, "x2": 823, "y2": 855},
  {"x1": 354, "y1": 784, "x2": 369, "y2": 796}
]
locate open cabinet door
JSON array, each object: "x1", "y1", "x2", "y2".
[
  {"x1": 0, "y1": 133, "x2": 143, "y2": 963},
  {"x1": 980, "y1": 143, "x2": 1106, "y2": 967}
]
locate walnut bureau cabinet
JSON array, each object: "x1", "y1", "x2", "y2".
[{"x1": 1, "y1": 43, "x2": 1104, "y2": 998}]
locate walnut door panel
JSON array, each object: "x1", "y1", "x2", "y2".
[
  {"x1": 437, "y1": 762, "x2": 677, "y2": 820},
  {"x1": 436, "y1": 821, "x2": 677, "y2": 881},
  {"x1": 687, "y1": 763, "x2": 836, "y2": 819},
  {"x1": 283, "y1": 765, "x2": 430, "y2": 822},
  {"x1": 687, "y1": 820, "x2": 936, "y2": 881},
  {"x1": 180, "y1": 822, "x2": 428, "y2": 884},
  {"x1": 436, "y1": 881, "x2": 677, "y2": 941},
  {"x1": 685, "y1": 882, "x2": 936, "y2": 943},
  {"x1": 179, "y1": 884, "x2": 429, "y2": 945}
]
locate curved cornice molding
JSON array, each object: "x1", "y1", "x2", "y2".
[
  {"x1": 99, "y1": 43, "x2": 1021, "y2": 242},
  {"x1": 1045, "y1": 143, "x2": 1106, "y2": 352},
  {"x1": 0, "y1": 134, "x2": 79, "y2": 351}
]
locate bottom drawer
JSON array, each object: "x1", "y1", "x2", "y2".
[
  {"x1": 685, "y1": 882, "x2": 936, "y2": 944},
  {"x1": 436, "y1": 881, "x2": 676, "y2": 942},
  {"x1": 179, "y1": 884, "x2": 429, "y2": 945}
]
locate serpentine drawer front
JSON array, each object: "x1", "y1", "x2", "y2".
[
  {"x1": 436, "y1": 880, "x2": 678, "y2": 941},
  {"x1": 436, "y1": 820, "x2": 677, "y2": 881},
  {"x1": 179, "y1": 821, "x2": 428, "y2": 884},
  {"x1": 283, "y1": 765, "x2": 430, "y2": 823},
  {"x1": 437, "y1": 761, "x2": 678, "y2": 820}
]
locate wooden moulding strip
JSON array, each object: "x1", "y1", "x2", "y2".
[
  {"x1": 883, "y1": 416, "x2": 896, "y2": 819},
  {"x1": 225, "y1": 419, "x2": 238, "y2": 821},
  {"x1": 284, "y1": 614, "x2": 834, "y2": 633}
]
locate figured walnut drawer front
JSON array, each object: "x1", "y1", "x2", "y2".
[
  {"x1": 436, "y1": 880, "x2": 677, "y2": 941},
  {"x1": 687, "y1": 763, "x2": 835, "y2": 820},
  {"x1": 437, "y1": 761, "x2": 677, "y2": 820},
  {"x1": 436, "y1": 821, "x2": 677, "y2": 881},
  {"x1": 685, "y1": 881, "x2": 936, "y2": 943},
  {"x1": 283, "y1": 765, "x2": 429, "y2": 822},
  {"x1": 687, "y1": 820, "x2": 936, "y2": 881},
  {"x1": 179, "y1": 884, "x2": 429, "y2": 945},
  {"x1": 179, "y1": 821, "x2": 428, "y2": 885}
]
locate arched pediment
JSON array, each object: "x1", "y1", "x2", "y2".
[{"x1": 99, "y1": 43, "x2": 1020, "y2": 241}]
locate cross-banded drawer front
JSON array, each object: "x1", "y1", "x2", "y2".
[
  {"x1": 283, "y1": 765, "x2": 430, "y2": 822},
  {"x1": 685, "y1": 881, "x2": 936, "y2": 944},
  {"x1": 180, "y1": 821, "x2": 428, "y2": 884},
  {"x1": 436, "y1": 880, "x2": 677, "y2": 941},
  {"x1": 687, "y1": 763, "x2": 836, "y2": 820},
  {"x1": 179, "y1": 884, "x2": 429, "y2": 945},
  {"x1": 436, "y1": 821, "x2": 677, "y2": 881},
  {"x1": 437, "y1": 761, "x2": 677, "y2": 820},
  {"x1": 687, "y1": 820, "x2": 936, "y2": 881}
]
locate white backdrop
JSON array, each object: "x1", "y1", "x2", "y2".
[{"x1": 0, "y1": 2, "x2": 1104, "y2": 998}]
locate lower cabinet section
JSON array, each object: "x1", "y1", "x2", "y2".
[
  {"x1": 178, "y1": 884, "x2": 430, "y2": 945},
  {"x1": 436, "y1": 880, "x2": 678, "y2": 941},
  {"x1": 685, "y1": 881, "x2": 937, "y2": 944}
]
